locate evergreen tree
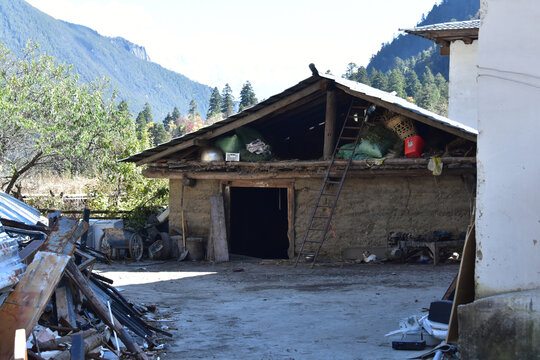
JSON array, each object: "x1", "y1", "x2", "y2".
[
  {"x1": 135, "y1": 102, "x2": 153, "y2": 140},
  {"x1": 206, "y1": 87, "x2": 222, "y2": 119},
  {"x1": 370, "y1": 69, "x2": 388, "y2": 91},
  {"x1": 405, "y1": 70, "x2": 422, "y2": 100},
  {"x1": 171, "y1": 107, "x2": 181, "y2": 120},
  {"x1": 343, "y1": 63, "x2": 358, "y2": 80},
  {"x1": 356, "y1": 66, "x2": 370, "y2": 85},
  {"x1": 417, "y1": 67, "x2": 440, "y2": 111},
  {"x1": 388, "y1": 68, "x2": 406, "y2": 98},
  {"x1": 239, "y1": 81, "x2": 258, "y2": 112},
  {"x1": 162, "y1": 112, "x2": 173, "y2": 132},
  {"x1": 188, "y1": 99, "x2": 200, "y2": 119},
  {"x1": 148, "y1": 123, "x2": 170, "y2": 146},
  {"x1": 221, "y1": 83, "x2": 235, "y2": 117},
  {"x1": 434, "y1": 73, "x2": 449, "y2": 99}
]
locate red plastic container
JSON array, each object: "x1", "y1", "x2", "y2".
[{"x1": 404, "y1": 136, "x2": 424, "y2": 158}]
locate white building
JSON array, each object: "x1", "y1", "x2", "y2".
[{"x1": 404, "y1": 20, "x2": 479, "y2": 130}]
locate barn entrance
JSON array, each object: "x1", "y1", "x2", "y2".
[{"x1": 229, "y1": 186, "x2": 290, "y2": 259}]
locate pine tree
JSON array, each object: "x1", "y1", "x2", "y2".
[
  {"x1": 135, "y1": 102, "x2": 153, "y2": 140},
  {"x1": 370, "y1": 69, "x2": 388, "y2": 91},
  {"x1": 417, "y1": 67, "x2": 440, "y2": 111},
  {"x1": 434, "y1": 73, "x2": 448, "y2": 99},
  {"x1": 388, "y1": 68, "x2": 406, "y2": 98},
  {"x1": 172, "y1": 107, "x2": 181, "y2": 121},
  {"x1": 206, "y1": 87, "x2": 222, "y2": 119},
  {"x1": 188, "y1": 99, "x2": 200, "y2": 119},
  {"x1": 343, "y1": 63, "x2": 358, "y2": 80},
  {"x1": 405, "y1": 70, "x2": 422, "y2": 101},
  {"x1": 357, "y1": 66, "x2": 370, "y2": 85},
  {"x1": 148, "y1": 123, "x2": 170, "y2": 146},
  {"x1": 162, "y1": 112, "x2": 173, "y2": 132},
  {"x1": 239, "y1": 81, "x2": 258, "y2": 112},
  {"x1": 221, "y1": 83, "x2": 234, "y2": 117}
]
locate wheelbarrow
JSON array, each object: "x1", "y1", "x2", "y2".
[{"x1": 98, "y1": 227, "x2": 144, "y2": 261}]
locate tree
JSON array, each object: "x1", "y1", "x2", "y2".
[
  {"x1": 0, "y1": 42, "x2": 136, "y2": 195},
  {"x1": 148, "y1": 122, "x2": 170, "y2": 146},
  {"x1": 417, "y1": 67, "x2": 440, "y2": 111},
  {"x1": 221, "y1": 83, "x2": 235, "y2": 117},
  {"x1": 356, "y1": 66, "x2": 370, "y2": 85},
  {"x1": 162, "y1": 112, "x2": 173, "y2": 132},
  {"x1": 370, "y1": 69, "x2": 388, "y2": 91},
  {"x1": 388, "y1": 68, "x2": 406, "y2": 98},
  {"x1": 206, "y1": 87, "x2": 222, "y2": 119},
  {"x1": 238, "y1": 81, "x2": 258, "y2": 112},
  {"x1": 135, "y1": 102, "x2": 153, "y2": 139},
  {"x1": 188, "y1": 99, "x2": 200, "y2": 119},
  {"x1": 171, "y1": 106, "x2": 181, "y2": 121},
  {"x1": 405, "y1": 70, "x2": 422, "y2": 100}
]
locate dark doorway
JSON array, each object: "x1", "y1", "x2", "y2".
[{"x1": 230, "y1": 187, "x2": 289, "y2": 259}]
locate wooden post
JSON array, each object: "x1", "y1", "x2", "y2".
[
  {"x1": 210, "y1": 194, "x2": 228, "y2": 262},
  {"x1": 323, "y1": 89, "x2": 337, "y2": 160}
]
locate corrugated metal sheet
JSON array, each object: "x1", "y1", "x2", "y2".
[
  {"x1": 0, "y1": 191, "x2": 41, "y2": 226},
  {"x1": 0, "y1": 228, "x2": 26, "y2": 293},
  {"x1": 122, "y1": 73, "x2": 478, "y2": 164}
]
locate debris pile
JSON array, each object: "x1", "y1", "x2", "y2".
[{"x1": 0, "y1": 192, "x2": 170, "y2": 359}]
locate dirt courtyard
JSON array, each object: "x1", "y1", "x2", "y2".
[{"x1": 96, "y1": 260, "x2": 458, "y2": 360}]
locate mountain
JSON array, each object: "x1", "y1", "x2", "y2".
[
  {"x1": 367, "y1": 0, "x2": 480, "y2": 78},
  {"x1": 0, "y1": 0, "x2": 212, "y2": 119}
]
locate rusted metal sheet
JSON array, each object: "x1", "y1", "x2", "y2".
[
  {"x1": 40, "y1": 217, "x2": 88, "y2": 256},
  {"x1": 0, "y1": 229, "x2": 26, "y2": 293},
  {"x1": 0, "y1": 191, "x2": 41, "y2": 226},
  {"x1": 0, "y1": 251, "x2": 70, "y2": 360}
]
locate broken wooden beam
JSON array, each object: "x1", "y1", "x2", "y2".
[
  {"x1": 0, "y1": 251, "x2": 70, "y2": 360},
  {"x1": 35, "y1": 329, "x2": 97, "y2": 352}
]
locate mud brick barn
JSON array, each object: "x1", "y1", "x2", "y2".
[{"x1": 122, "y1": 72, "x2": 477, "y2": 261}]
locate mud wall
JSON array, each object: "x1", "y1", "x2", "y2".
[
  {"x1": 169, "y1": 179, "x2": 221, "y2": 240},
  {"x1": 294, "y1": 175, "x2": 475, "y2": 258},
  {"x1": 169, "y1": 174, "x2": 474, "y2": 259}
]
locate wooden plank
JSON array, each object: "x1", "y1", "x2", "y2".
[
  {"x1": 210, "y1": 195, "x2": 228, "y2": 262},
  {"x1": 0, "y1": 251, "x2": 70, "y2": 360},
  {"x1": 18, "y1": 240, "x2": 44, "y2": 262},
  {"x1": 136, "y1": 81, "x2": 327, "y2": 165},
  {"x1": 14, "y1": 329, "x2": 27, "y2": 360},
  {"x1": 70, "y1": 333, "x2": 84, "y2": 360},
  {"x1": 323, "y1": 89, "x2": 337, "y2": 160},
  {"x1": 40, "y1": 218, "x2": 88, "y2": 256},
  {"x1": 446, "y1": 221, "x2": 476, "y2": 344},
  {"x1": 55, "y1": 285, "x2": 75, "y2": 328}
]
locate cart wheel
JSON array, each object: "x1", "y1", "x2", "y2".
[
  {"x1": 129, "y1": 233, "x2": 144, "y2": 261},
  {"x1": 98, "y1": 234, "x2": 112, "y2": 258}
]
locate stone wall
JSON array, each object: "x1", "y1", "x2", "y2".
[{"x1": 168, "y1": 174, "x2": 474, "y2": 259}]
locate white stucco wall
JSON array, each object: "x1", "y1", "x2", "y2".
[
  {"x1": 449, "y1": 40, "x2": 478, "y2": 129},
  {"x1": 476, "y1": 0, "x2": 540, "y2": 298}
]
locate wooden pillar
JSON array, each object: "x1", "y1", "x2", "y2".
[{"x1": 323, "y1": 89, "x2": 337, "y2": 160}]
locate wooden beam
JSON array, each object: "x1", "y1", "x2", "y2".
[
  {"x1": 335, "y1": 84, "x2": 477, "y2": 142},
  {"x1": 136, "y1": 81, "x2": 327, "y2": 165},
  {"x1": 0, "y1": 252, "x2": 70, "y2": 360},
  {"x1": 210, "y1": 195, "x2": 228, "y2": 262},
  {"x1": 323, "y1": 89, "x2": 337, "y2": 160},
  {"x1": 440, "y1": 45, "x2": 450, "y2": 56}
]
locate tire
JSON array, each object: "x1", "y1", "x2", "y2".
[{"x1": 129, "y1": 233, "x2": 144, "y2": 261}]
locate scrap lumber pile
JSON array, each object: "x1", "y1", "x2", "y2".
[{"x1": 0, "y1": 213, "x2": 171, "y2": 360}]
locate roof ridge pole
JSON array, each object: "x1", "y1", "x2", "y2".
[{"x1": 323, "y1": 84, "x2": 337, "y2": 160}]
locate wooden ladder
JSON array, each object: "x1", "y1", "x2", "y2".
[{"x1": 294, "y1": 100, "x2": 370, "y2": 267}]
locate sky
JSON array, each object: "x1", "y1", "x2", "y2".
[{"x1": 26, "y1": 0, "x2": 439, "y2": 99}]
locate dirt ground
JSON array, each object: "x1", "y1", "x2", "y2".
[{"x1": 96, "y1": 259, "x2": 458, "y2": 360}]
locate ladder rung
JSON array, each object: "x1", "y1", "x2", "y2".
[
  {"x1": 344, "y1": 126, "x2": 362, "y2": 130},
  {"x1": 313, "y1": 215, "x2": 329, "y2": 218},
  {"x1": 304, "y1": 239, "x2": 322, "y2": 243},
  {"x1": 321, "y1": 193, "x2": 337, "y2": 196},
  {"x1": 340, "y1": 137, "x2": 357, "y2": 141},
  {"x1": 326, "y1": 180, "x2": 340, "y2": 184},
  {"x1": 309, "y1": 228, "x2": 325, "y2": 231}
]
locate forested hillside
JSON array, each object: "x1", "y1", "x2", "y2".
[
  {"x1": 0, "y1": 0, "x2": 212, "y2": 118},
  {"x1": 367, "y1": 0, "x2": 480, "y2": 78},
  {"x1": 344, "y1": 0, "x2": 479, "y2": 116}
]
